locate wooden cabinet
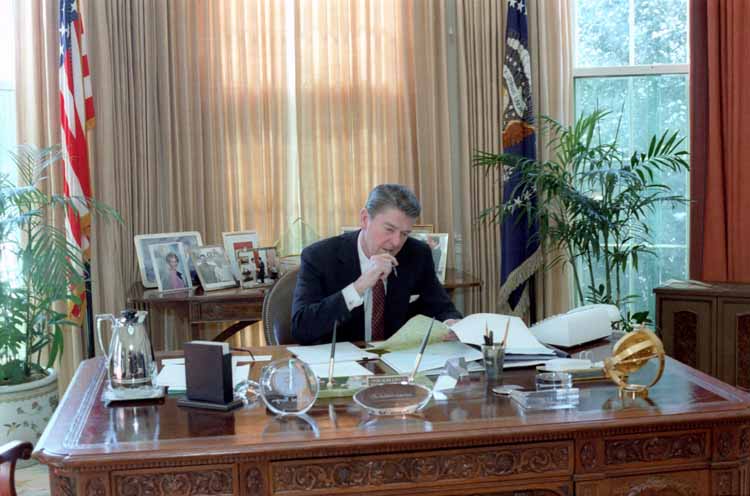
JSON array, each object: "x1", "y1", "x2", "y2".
[{"x1": 655, "y1": 280, "x2": 750, "y2": 388}]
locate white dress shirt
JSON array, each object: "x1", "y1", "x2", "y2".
[{"x1": 341, "y1": 231, "x2": 388, "y2": 342}]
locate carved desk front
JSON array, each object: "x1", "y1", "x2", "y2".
[{"x1": 35, "y1": 344, "x2": 750, "y2": 496}]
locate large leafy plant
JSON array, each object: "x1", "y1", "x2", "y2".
[
  {"x1": 0, "y1": 145, "x2": 119, "y2": 385},
  {"x1": 474, "y1": 109, "x2": 689, "y2": 313}
]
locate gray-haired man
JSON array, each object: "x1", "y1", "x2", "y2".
[{"x1": 291, "y1": 184, "x2": 462, "y2": 345}]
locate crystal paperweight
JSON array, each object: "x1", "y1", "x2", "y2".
[
  {"x1": 509, "y1": 387, "x2": 580, "y2": 410},
  {"x1": 259, "y1": 358, "x2": 319, "y2": 416},
  {"x1": 353, "y1": 382, "x2": 432, "y2": 416}
]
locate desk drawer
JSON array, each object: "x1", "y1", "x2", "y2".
[
  {"x1": 270, "y1": 440, "x2": 573, "y2": 495},
  {"x1": 191, "y1": 301, "x2": 263, "y2": 322},
  {"x1": 112, "y1": 464, "x2": 234, "y2": 495}
]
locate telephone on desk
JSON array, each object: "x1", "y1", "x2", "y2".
[{"x1": 530, "y1": 304, "x2": 620, "y2": 347}]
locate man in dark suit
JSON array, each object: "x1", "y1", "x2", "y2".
[{"x1": 292, "y1": 184, "x2": 462, "y2": 345}]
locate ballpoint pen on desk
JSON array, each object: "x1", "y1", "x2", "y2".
[
  {"x1": 326, "y1": 321, "x2": 338, "y2": 389},
  {"x1": 408, "y1": 317, "x2": 435, "y2": 383}
]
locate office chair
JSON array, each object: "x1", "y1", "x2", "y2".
[
  {"x1": 0, "y1": 441, "x2": 32, "y2": 496},
  {"x1": 262, "y1": 267, "x2": 300, "y2": 345}
]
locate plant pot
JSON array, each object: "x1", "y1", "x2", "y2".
[{"x1": 0, "y1": 369, "x2": 59, "y2": 468}]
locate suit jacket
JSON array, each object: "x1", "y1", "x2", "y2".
[{"x1": 291, "y1": 230, "x2": 462, "y2": 345}]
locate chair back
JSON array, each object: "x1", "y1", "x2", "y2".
[
  {"x1": 262, "y1": 267, "x2": 300, "y2": 345},
  {"x1": 0, "y1": 440, "x2": 32, "y2": 496}
]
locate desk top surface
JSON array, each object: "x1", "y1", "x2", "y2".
[{"x1": 34, "y1": 341, "x2": 750, "y2": 467}]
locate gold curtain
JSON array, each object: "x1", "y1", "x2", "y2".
[
  {"x1": 455, "y1": 0, "x2": 504, "y2": 314},
  {"x1": 16, "y1": 0, "x2": 460, "y2": 391}
]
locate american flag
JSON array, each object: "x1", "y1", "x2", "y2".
[{"x1": 59, "y1": 0, "x2": 94, "y2": 326}]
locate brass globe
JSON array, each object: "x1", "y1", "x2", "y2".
[{"x1": 604, "y1": 326, "x2": 665, "y2": 398}]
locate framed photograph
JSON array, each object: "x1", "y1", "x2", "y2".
[
  {"x1": 340, "y1": 226, "x2": 360, "y2": 234},
  {"x1": 238, "y1": 246, "x2": 280, "y2": 288},
  {"x1": 135, "y1": 232, "x2": 203, "y2": 288},
  {"x1": 222, "y1": 231, "x2": 260, "y2": 279},
  {"x1": 148, "y1": 242, "x2": 193, "y2": 292},
  {"x1": 190, "y1": 245, "x2": 237, "y2": 291},
  {"x1": 410, "y1": 232, "x2": 449, "y2": 283},
  {"x1": 412, "y1": 224, "x2": 434, "y2": 234}
]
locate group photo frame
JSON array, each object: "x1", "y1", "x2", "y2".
[
  {"x1": 410, "y1": 232, "x2": 449, "y2": 283},
  {"x1": 148, "y1": 242, "x2": 193, "y2": 293},
  {"x1": 191, "y1": 245, "x2": 237, "y2": 291},
  {"x1": 222, "y1": 231, "x2": 260, "y2": 279},
  {"x1": 238, "y1": 246, "x2": 280, "y2": 288},
  {"x1": 135, "y1": 231, "x2": 203, "y2": 288}
]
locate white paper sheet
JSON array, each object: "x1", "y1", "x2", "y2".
[
  {"x1": 380, "y1": 341, "x2": 483, "y2": 374},
  {"x1": 450, "y1": 313, "x2": 555, "y2": 356},
  {"x1": 161, "y1": 355, "x2": 272, "y2": 367},
  {"x1": 155, "y1": 364, "x2": 250, "y2": 392},
  {"x1": 287, "y1": 342, "x2": 378, "y2": 364},
  {"x1": 309, "y1": 361, "x2": 374, "y2": 379}
]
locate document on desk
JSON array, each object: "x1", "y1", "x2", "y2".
[
  {"x1": 161, "y1": 355, "x2": 272, "y2": 367},
  {"x1": 450, "y1": 313, "x2": 555, "y2": 356},
  {"x1": 309, "y1": 361, "x2": 373, "y2": 378},
  {"x1": 156, "y1": 363, "x2": 250, "y2": 392},
  {"x1": 287, "y1": 342, "x2": 378, "y2": 364},
  {"x1": 380, "y1": 341, "x2": 483, "y2": 374},
  {"x1": 371, "y1": 314, "x2": 451, "y2": 351}
]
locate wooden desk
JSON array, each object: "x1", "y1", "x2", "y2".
[
  {"x1": 35, "y1": 343, "x2": 750, "y2": 496},
  {"x1": 126, "y1": 269, "x2": 481, "y2": 343},
  {"x1": 128, "y1": 285, "x2": 267, "y2": 342}
]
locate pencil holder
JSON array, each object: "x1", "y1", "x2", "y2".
[{"x1": 482, "y1": 344, "x2": 505, "y2": 384}]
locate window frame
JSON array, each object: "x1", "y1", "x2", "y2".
[{"x1": 571, "y1": 0, "x2": 691, "y2": 313}]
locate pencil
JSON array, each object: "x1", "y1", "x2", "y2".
[{"x1": 501, "y1": 317, "x2": 511, "y2": 348}]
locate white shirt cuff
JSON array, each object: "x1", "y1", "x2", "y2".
[{"x1": 342, "y1": 284, "x2": 364, "y2": 311}]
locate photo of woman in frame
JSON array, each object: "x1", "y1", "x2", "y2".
[{"x1": 149, "y1": 242, "x2": 193, "y2": 292}]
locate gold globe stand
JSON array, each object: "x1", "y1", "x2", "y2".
[{"x1": 604, "y1": 326, "x2": 665, "y2": 399}]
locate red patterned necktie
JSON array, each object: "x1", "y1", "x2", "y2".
[{"x1": 372, "y1": 279, "x2": 386, "y2": 341}]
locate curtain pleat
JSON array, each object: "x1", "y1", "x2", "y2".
[
  {"x1": 15, "y1": 0, "x2": 576, "y2": 393},
  {"x1": 690, "y1": 0, "x2": 750, "y2": 282}
]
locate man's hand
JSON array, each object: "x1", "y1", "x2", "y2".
[
  {"x1": 353, "y1": 253, "x2": 398, "y2": 295},
  {"x1": 441, "y1": 319, "x2": 461, "y2": 341}
]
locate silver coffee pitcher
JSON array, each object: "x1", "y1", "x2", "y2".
[{"x1": 96, "y1": 309, "x2": 155, "y2": 389}]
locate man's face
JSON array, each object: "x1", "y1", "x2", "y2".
[{"x1": 359, "y1": 207, "x2": 415, "y2": 258}]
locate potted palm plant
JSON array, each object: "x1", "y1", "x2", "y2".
[
  {"x1": 0, "y1": 145, "x2": 119, "y2": 458},
  {"x1": 474, "y1": 109, "x2": 689, "y2": 326}
]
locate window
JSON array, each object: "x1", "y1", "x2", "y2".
[
  {"x1": 574, "y1": 0, "x2": 689, "y2": 318},
  {"x1": 0, "y1": 1, "x2": 16, "y2": 177},
  {"x1": 0, "y1": 1, "x2": 16, "y2": 282}
]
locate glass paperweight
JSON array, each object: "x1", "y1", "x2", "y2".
[
  {"x1": 259, "y1": 358, "x2": 319, "y2": 416},
  {"x1": 535, "y1": 371, "x2": 573, "y2": 390},
  {"x1": 353, "y1": 383, "x2": 432, "y2": 416},
  {"x1": 509, "y1": 387, "x2": 580, "y2": 410}
]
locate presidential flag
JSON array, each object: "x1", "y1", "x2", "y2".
[
  {"x1": 59, "y1": 0, "x2": 95, "y2": 330},
  {"x1": 498, "y1": 0, "x2": 541, "y2": 316}
]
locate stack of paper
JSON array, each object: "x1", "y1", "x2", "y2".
[
  {"x1": 449, "y1": 313, "x2": 555, "y2": 356},
  {"x1": 156, "y1": 363, "x2": 250, "y2": 393},
  {"x1": 287, "y1": 342, "x2": 377, "y2": 379},
  {"x1": 380, "y1": 341, "x2": 483, "y2": 375}
]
